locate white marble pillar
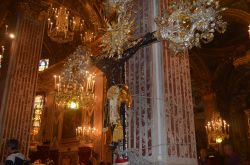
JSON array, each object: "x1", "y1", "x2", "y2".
[{"x1": 126, "y1": 0, "x2": 197, "y2": 164}]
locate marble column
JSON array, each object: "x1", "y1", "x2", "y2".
[
  {"x1": 160, "y1": 1, "x2": 197, "y2": 164},
  {"x1": 0, "y1": 2, "x2": 45, "y2": 161},
  {"x1": 126, "y1": 0, "x2": 197, "y2": 164},
  {"x1": 162, "y1": 50, "x2": 197, "y2": 165}
]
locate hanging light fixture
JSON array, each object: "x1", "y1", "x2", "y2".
[
  {"x1": 155, "y1": 0, "x2": 227, "y2": 54},
  {"x1": 76, "y1": 126, "x2": 98, "y2": 145},
  {"x1": 101, "y1": 0, "x2": 135, "y2": 59},
  {"x1": 80, "y1": 31, "x2": 96, "y2": 45},
  {"x1": 102, "y1": 0, "x2": 227, "y2": 58},
  {"x1": 47, "y1": 5, "x2": 84, "y2": 43},
  {"x1": 54, "y1": 46, "x2": 96, "y2": 109},
  {"x1": 205, "y1": 113, "x2": 230, "y2": 144}
]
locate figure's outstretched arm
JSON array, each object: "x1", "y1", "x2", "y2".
[
  {"x1": 90, "y1": 31, "x2": 158, "y2": 70},
  {"x1": 119, "y1": 31, "x2": 158, "y2": 63}
]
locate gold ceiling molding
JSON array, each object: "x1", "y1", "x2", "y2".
[{"x1": 222, "y1": 8, "x2": 250, "y2": 25}]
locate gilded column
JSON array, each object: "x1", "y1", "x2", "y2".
[{"x1": 0, "y1": 1, "x2": 45, "y2": 161}]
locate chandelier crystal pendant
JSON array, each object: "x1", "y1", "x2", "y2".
[
  {"x1": 54, "y1": 46, "x2": 95, "y2": 109},
  {"x1": 155, "y1": 0, "x2": 227, "y2": 54},
  {"x1": 47, "y1": 5, "x2": 84, "y2": 43},
  {"x1": 205, "y1": 113, "x2": 230, "y2": 144}
]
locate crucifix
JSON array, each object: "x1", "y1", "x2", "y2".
[
  {"x1": 90, "y1": 32, "x2": 157, "y2": 155},
  {"x1": 87, "y1": 0, "x2": 226, "y2": 162}
]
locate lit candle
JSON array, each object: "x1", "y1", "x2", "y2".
[
  {"x1": 54, "y1": 75, "x2": 57, "y2": 89},
  {"x1": 87, "y1": 77, "x2": 90, "y2": 91},
  {"x1": 248, "y1": 25, "x2": 250, "y2": 38},
  {"x1": 48, "y1": 18, "x2": 51, "y2": 29},
  {"x1": 50, "y1": 22, "x2": 53, "y2": 32},
  {"x1": 92, "y1": 80, "x2": 95, "y2": 92},
  {"x1": 57, "y1": 83, "x2": 60, "y2": 92},
  {"x1": 5, "y1": 25, "x2": 8, "y2": 33}
]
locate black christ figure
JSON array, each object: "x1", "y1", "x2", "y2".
[
  {"x1": 90, "y1": 32, "x2": 157, "y2": 88},
  {"x1": 90, "y1": 31, "x2": 157, "y2": 152}
]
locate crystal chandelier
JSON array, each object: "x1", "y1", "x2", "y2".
[
  {"x1": 47, "y1": 5, "x2": 84, "y2": 43},
  {"x1": 155, "y1": 0, "x2": 227, "y2": 54},
  {"x1": 205, "y1": 113, "x2": 230, "y2": 144},
  {"x1": 54, "y1": 46, "x2": 95, "y2": 109},
  {"x1": 101, "y1": 0, "x2": 135, "y2": 59},
  {"x1": 80, "y1": 31, "x2": 96, "y2": 44},
  {"x1": 54, "y1": 72, "x2": 96, "y2": 109},
  {"x1": 102, "y1": 0, "x2": 227, "y2": 58},
  {"x1": 76, "y1": 126, "x2": 98, "y2": 145}
]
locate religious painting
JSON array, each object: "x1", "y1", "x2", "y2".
[{"x1": 62, "y1": 109, "x2": 82, "y2": 139}]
